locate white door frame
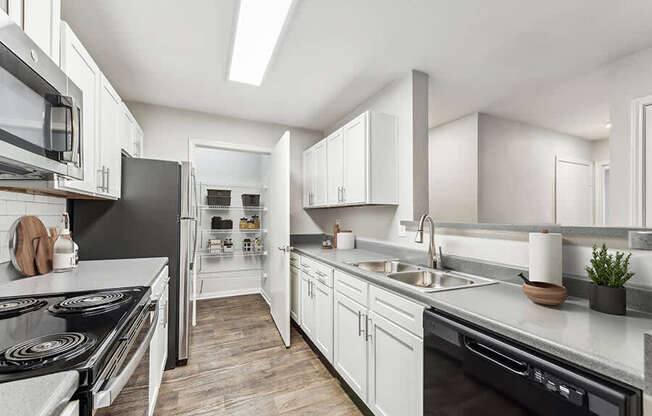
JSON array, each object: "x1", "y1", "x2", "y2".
[
  {"x1": 631, "y1": 95, "x2": 652, "y2": 227},
  {"x1": 595, "y1": 160, "x2": 610, "y2": 226},
  {"x1": 554, "y1": 155, "x2": 594, "y2": 225}
]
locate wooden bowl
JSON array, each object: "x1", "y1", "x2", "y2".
[{"x1": 522, "y1": 282, "x2": 568, "y2": 306}]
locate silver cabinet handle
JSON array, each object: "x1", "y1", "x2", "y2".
[
  {"x1": 358, "y1": 311, "x2": 363, "y2": 336},
  {"x1": 308, "y1": 280, "x2": 312, "y2": 298},
  {"x1": 97, "y1": 168, "x2": 104, "y2": 191},
  {"x1": 366, "y1": 315, "x2": 372, "y2": 341},
  {"x1": 341, "y1": 186, "x2": 345, "y2": 203},
  {"x1": 106, "y1": 167, "x2": 110, "y2": 192}
]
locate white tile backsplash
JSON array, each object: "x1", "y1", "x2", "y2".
[{"x1": 0, "y1": 191, "x2": 66, "y2": 263}]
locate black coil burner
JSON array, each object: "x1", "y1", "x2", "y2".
[
  {"x1": 0, "y1": 298, "x2": 47, "y2": 318},
  {"x1": 0, "y1": 332, "x2": 95, "y2": 371},
  {"x1": 49, "y1": 291, "x2": 131, "y2": 315}
]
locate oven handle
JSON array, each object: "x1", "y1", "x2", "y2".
[
  {"x1": 93, "y1": 302, "x2": 159, "y2": 410},
  {"x1": 464, "y1": 336, "x2": 529, "y2": 377}
]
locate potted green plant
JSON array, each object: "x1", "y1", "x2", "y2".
[{"x1": 585, "y1": 244, "x2": 635, "y2": 315}]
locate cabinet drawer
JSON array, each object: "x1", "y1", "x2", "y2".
[
  {"x1": 151, "y1": 266, "x2": 169, "y2": 300},
  {"x1": 301, "y1": 256, "x2": 333, "y2": 287},
  {"x1": 369, "y1": 285, "x2": 424, "y2": 338},
  {"x1": 335, "y1": 270, "x2": 368, "y2": 306}
]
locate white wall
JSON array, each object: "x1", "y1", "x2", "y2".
[
  {"x1": 0, "y1": 192, "x2": 66, "y2": 263},
  {"x1": 127, "y1": 101, "x2": 322, "y2": 234},
  {"x1": 477, "y1": 113, "x2": 595, "y2": 224},
  {"x1": 591, "y1": 138, "x2": 610, "y2": 162},
  {"x1": 307, "y1": 73, "x2": 416, "y2": 243},
  {"x1": 607, "y1": 47, "x2": 652, "y2": 226},
  {"x1": 428, "y1": 113, "x2": 478, "y2": 222}
]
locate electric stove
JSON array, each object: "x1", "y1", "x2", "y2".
[{"x1": 0, "y1": 286, "x2": 154, "y2": 414}]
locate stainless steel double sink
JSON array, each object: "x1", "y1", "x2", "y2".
[{"x1": 349, "y1": 260, "x2": 495, "y2": 292}]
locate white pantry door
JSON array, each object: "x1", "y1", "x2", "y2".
[
  {"x1": 267, "y1": 131, "x2": 291, "y2": 347},
  {"x1": 555, "y1": 157, "x2": 594, "y2": 226}
]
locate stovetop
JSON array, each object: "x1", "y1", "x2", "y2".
[{"x1": 0, "y1": 287, "x2": 148, "y2": 386}]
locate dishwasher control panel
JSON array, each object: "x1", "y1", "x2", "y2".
[{"x1": 531, "y1": 367, "x2": 585, "y2": 407}]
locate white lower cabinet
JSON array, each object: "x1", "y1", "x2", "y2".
[
  {"x1": 149, "y1": 270, "x2": 169, "y2": 416},
  {"x1": 290, "y1": 265, "x2": 300, "y2": 322},
  {"x1": 334, "y1": 292, "x2": 368, "y2": 401},
  {"x1": 332, "y1": 269, "x2": 423, "y2": 416},
  {"x1": 300, "y1": 271, "x2": 315, "y2": 339},
  {"x1": 312, "y1": 279, "x2": 333, "y2": 362},
  {"x1": 367, "y1": 311, "x2": 423, "y2": 416}
]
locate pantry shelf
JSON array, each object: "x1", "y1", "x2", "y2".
[
  {"x1": 199, "y1": 250, "x2": 267, "y2": 258},
  {"x1": 201, "y1": 229, "x2": 266, "y2": 234},
  {"x1": 199, "y1": 205, "x2": 267, "y2": 211}
]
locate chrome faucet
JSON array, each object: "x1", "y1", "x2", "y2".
[{"x1": 415, "y1": 214, "x2": 442, "y2": 269}]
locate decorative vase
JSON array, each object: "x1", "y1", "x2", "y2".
[{"x1": 589, "y1": 284, "x2": 626, "y2": 315}]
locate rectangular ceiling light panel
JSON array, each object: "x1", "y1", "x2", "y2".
[{"x1": 228, "y1": 0, "x2": 294, "y2": 86}]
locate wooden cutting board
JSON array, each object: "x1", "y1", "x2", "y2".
[{"x1": 15, "y1": 216, "x2": 53, "y2": 276}]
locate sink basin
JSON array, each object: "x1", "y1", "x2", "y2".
[
  {"x1": 387, "y1": 270, "x2": 494, "y2": 292},
  {"x1": 351, "y1": 260, "x2": 419, "y2": 274}
]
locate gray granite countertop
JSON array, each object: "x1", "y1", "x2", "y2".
[
  {"x1": 294, "y1": 243, "x2": 652, "y2": 390},
  {"x1": 0, "y1": 257, "x2": 169, "y2": 297},
  {"x1": 0, "y1": 257, "x2": 168, "y2": 415},
  {"x1": 2, "y1": 371, "x2": 79, "y2": 416}
]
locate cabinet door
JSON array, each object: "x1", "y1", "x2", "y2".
[
  {"x1": 312, "y1": 140, "x2": 327, "y2": 206},
  {"x1": 299, "y1": 273, "x2": 314, "y2": 338},
  {"x1": 290, "y1": 266, "x2": 300, "y2": 322},
  {"x1": 342, "y1": 112, "x2": 367, "y2": 204},
  {"x1": 58, "y1": 23, "x2": 100, "y2": 195},
  {"x1": 313, "y1": 280, "x2": 333, "y2": 363},
  {"x1": 23, "y1": 0, "x2": 60, "y2": 62},
  {"x1": 99, "y1": 74, "x2": 122, "y2": 198},
  {"x1": 149, "y1": 283, "x2": 168, "y2": 416},
  {"x1": 367, "y1": 312, "x2": 423, "y2": 416},
  {"x1": 120, "y1": 103, "x2": 135, "y2": 156},
  {"x1": 133, "y1": 124, "x2": 144, "y2": 158},
  {"x1": 302, "y1": 149, "x2": 313, "y2": 207},
  {"x1": 327, "y1": 130, "x2": 343, "y2": 205},
  {"x1": 333, "y1": 293, "x2": 368, "y2": 402}
]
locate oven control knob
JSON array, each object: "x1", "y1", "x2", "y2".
[
  {"x1": 546, "y1": 380, "x2": 558, "y2": 392},
  {"x1": 30, "y1": 49, "x2": 38, "y2": 63}
]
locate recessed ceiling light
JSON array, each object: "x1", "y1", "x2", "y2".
[
  {"x1": 228, "y1": 0, "x2": 294, "y2": 86},
  {"x1": 605, "y1": 121, "x2": 612, "y2": 129}
]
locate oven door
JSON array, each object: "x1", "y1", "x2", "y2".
[
  {"x1": 0, "y1": 13, "x2": 83, "y2": 179},
  {"x1": 92, "y1": 301, "x2": 158, "y2": 416}
]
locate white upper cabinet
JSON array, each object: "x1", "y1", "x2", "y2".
[
  {"x1": 119, "y1": 103, "x2": 137, "y2": 156},
  {"x1": 99, "y1": 74, "x2": 122, "y2": 199},
  {"x1": 57, "y1": 22, "x2": 100, "y2": 195},
  {"x1": 21, "y1": 0, "x2": 61, "y2": 63},
  {"x1": 302, "y1": 139, "x2": 327, "y2": 208},
  {"x1": 303, "y1": 110, "x2": 398, "y2": 208},
  {"x1": 133, "y1": 123, "x2": 144, "y2": 158},
  {"x1": 326, "y1": 130, "x2": 343, "y2": 205}
]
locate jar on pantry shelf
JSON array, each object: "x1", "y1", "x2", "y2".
[
  {"x1": 243, "y1": 238, "x2": 253, "y2": 253},
  {"x1": 239, "y1": 217, "x2": 247, "y2": 229},
  {"x1": 253, "y1": 215, "x2": 260, "y2": 229},
  {"x1": 223, "y1": 239, "x2": 234, "y2": 253},
  {"x1": 254, "y1": 238, "x2": 264, "y2": 253},
  {"x1": 208, "y1": 239, "x2": 222, "y2": 254}
]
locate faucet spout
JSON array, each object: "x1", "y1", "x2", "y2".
[{"x1": 415, "y1": 214, "x2": 441, "y2": 269}]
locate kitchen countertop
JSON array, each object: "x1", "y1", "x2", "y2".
[
  {"x1": 0, "y1": 257, "x2": 169, "y2": 416},
  {"x1": 0, "y1": 257, "x2": 169, "y2": 297},
  {"x1": 2, "y1": 371, "x2": 79, "y2": 416},
  {"x1": 294, "y1": 243, "x2": 652, "y2": 390}
]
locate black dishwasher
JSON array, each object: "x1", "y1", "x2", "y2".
[{"x1": 424, "y1": 309, "x2": 641, "y2": 416}]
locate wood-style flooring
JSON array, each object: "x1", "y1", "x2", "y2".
[{"x1": 153, "y1": 294, "x2": 362, "y2": 415}]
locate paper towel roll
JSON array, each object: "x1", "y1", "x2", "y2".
[
  {"x1": 337, "y1": 232, "x2": 355, "y2": 250},
  {"x1": 528, "y1": 232, "x2": 562, "y2": 285}
]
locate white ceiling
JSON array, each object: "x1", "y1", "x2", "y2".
[{"x1": 61, "y1": 0, "x2": 652, "y2": 138}]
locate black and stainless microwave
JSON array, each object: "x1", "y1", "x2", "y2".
[{"x1": 0, "y1": 12, "x2": 83, "y2": 180}]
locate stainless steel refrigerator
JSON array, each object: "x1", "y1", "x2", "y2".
[{"x1": 70, "y1": 157, "x2": 197, "y2": 369}]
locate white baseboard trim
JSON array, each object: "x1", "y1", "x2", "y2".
[
  {"x1": 260, "y1": 289, "x2": 271, "y2": 306},
  {"x1": 196, "y1": 288, "x2": 260, "y2": 300}
]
